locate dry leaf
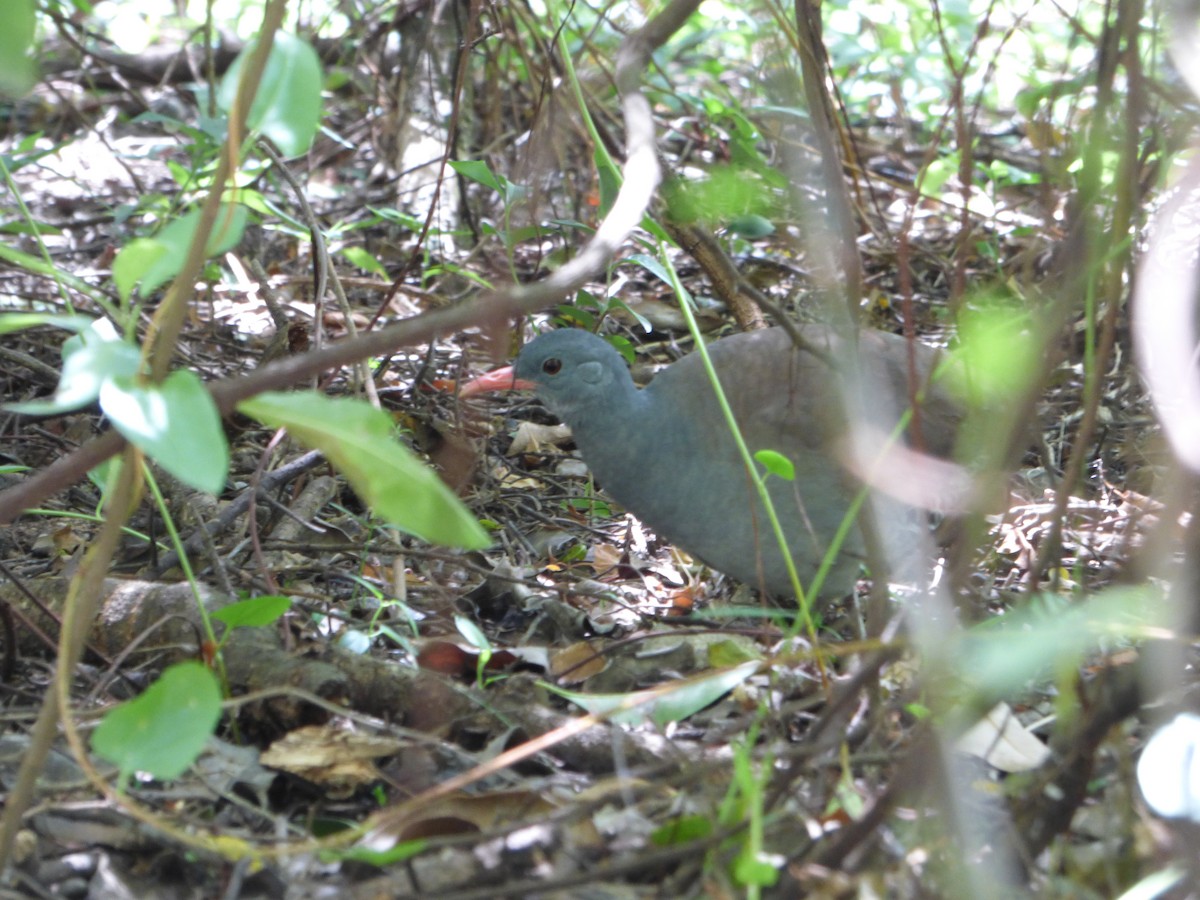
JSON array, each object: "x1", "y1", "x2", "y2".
[
  {"x1": 507, "y1": 421, "x2": 573, "y2": 455},
  {"x1": 956, "y1": 702, "x2": 1050, "y2": 772},
  {"x1": 261, "y1": 724, "x2": 405, "y2": 798},
  {"x1": 549, "y1": 641, "x2": 608, "y2": 685},
  {"x1": 590, "y1": 543, "x2": 623, "y2": 574}
]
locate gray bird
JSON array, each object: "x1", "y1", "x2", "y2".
[{"x1": 463, "y1": 327, "x2": 962, "y2": 602}]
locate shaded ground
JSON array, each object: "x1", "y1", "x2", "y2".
[{"x1": 0, "y1": 5, "x2": 1190, "y2": 898}]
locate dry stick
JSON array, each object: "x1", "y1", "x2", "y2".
[
  {"x1": 0, "y1": 196, "x2": 642, "y2": 523},
  {"x1": 782, "y1": 4, "x2": 890, "y2": 638},
  {"x1": 793, "y1": 0, "x2": 862, "y2": 318},
  {"x1": 366, "y1": 0, "x2": 482, "y2": 333},
  {"x1": 658, "y1": 219, "x2": 825, "y2": 355},
  {"x1": 0, "y1": 557, "x2": 92, "y2": 661},
  {"x1": 256, "y1": 141, "x2": 355, "y2": 391},
  {"x1": 661, "y1": 217, "x2": 764, "y2": 330},
  {"x1": 790, "y1": 7, "x2": 898, "y2": 641},
  {"x1": 150, "y1": 449, "x2": 325, "y2": 577},
  {"x1": 0, "y1": 447, "x2": 142, "y2": 870},
  {"x1": 802, "y1": 727, "x2": 936, "y2": 871},
  {"x1": 1012, "y1": 651, "x2": 1144, "y2": 860},
  {"x1": 0, "y1": 0, "x2": 698, "y2": 866},
  {"x1": 0, "y1": 18, "x2": 670, "y2": 526},
  {"x1": 352, "y1": 0, "x2": 710, "y2": 852},
  {"x1": 246, "y1": 427, "x2": 290, "y2": 595},
  {"x1": 928, "y1": 0, "x2": 997, "y2": 308},
  {"x1": 1026, "y1": 2, "x2": 1133, "y2": 591},
  {"x1": 0, "y1": 583, "x2": 15, "y2": 682},
  {"x1": 0, "y1": 0, "x2": 291, "y2": 871},
  {"x1": 0, "y1": 1, "x2": 691, "y2": 529},
  {"x1": 886, "y1": 10, "x2": 1057, "y2": 599},
  {"x1": 144, "y1": 32, "x2": 283, "y2": 383}
]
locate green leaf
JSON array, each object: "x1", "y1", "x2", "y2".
[
  {"x1": 622, "y1": 253, "x2": 691, "y2": 308},
  {"x1": 165, "y1": 159, "x2": 192, "y2": 188},
  {"x1": 226, "y1": 187, "x2": 274, "y2": 217},
  {"x1": 727, "y1": 214, "x2": 775, "y2": 238},
  {"x1": 324, "y1": 839, "x2": 428, "y2": 867},
  {"x1": 555, "y1": 303, "x2": 596, "y2": 331},
  {"x1": 546, "y1": 661, "x2": 760, "y2": 727},
  {"x1": 237, "y1": 391, "x2": 490, "y2": 549},
  {"x1": 707, "y1": 638, "x2": 762, "y2": 667},
  {"x1": 499, "y1": 177, "x2": 527, "y2": 206},
  {"x1": 339, "y1": 246, "x2": 388, "y2": 278},
  {"x1": 112, "y1": 238, "x2": 170, "y2": 305},
  {"x1": 639, "y1": 214, "x2": 672, "y2": 244},
  {"x1": 454, "y1": 614, "x2": 491, "y2": 651},
  {"x1": 958, "y1": 586, "x2": 1158, "y2": 694},
  {"x1": 919, "y1": 155, "x2": 957, "y2": 198},
  {"x1": 87, "y1": 456, "x2": 122, "y2": 499},
  {"x1": 451, "y1": 160, "x2": 526, "y2": 204},
  {"x1": 733, "y1": 849, "x2": 781, "y2": 887},
  {"x1": 623, "y1": 252, "x2": 670, "y2": 284},
  {"x1": 755, "y1": 449, "x2": 794, "y2": 481},
  {"x1": 212, "y1": 595, "x2": 292, "y2": 629},
  {"x1": 650, "y1": 814, "x2": 714, "y2": 846},
  {"x1": 606, "y1": 297, "x2": 652, "y2": 334},
  {"x1": 91, "y1": 661, "x2": 223, "y2": 782},
  {"x1": 594, "y1": 147, "x2": 621, "y2": 217},
  {"x1": 0, "y1": 220, "x2": 61, "y2": 237},
  {"x1": 100, "y1": 370, "x2": 230, "y2": 494},
  {"x1": 449, "y1": 159, "x2": 503, "y2": 193},
  {"x1": 6, "y1": 319, "x2": 142, "y2": 415},
  {"x1": 0, "y1": 0, "x2": 36, "y2": 99},
  {"x1": 218, "y1": 32, "x2": 323, "y2": 157},
  {"x1": 664, "y1": 165, "x2": 779, "y2": 228},
  {"x1": 606, "y1": 334, "x2": 636, "y2": 367},
  {"x1": 0, "y1": 313, "x2": 93, "y2": 336},
  {"x1": 337, "y1": 629, "x2": 372, "y2": 654},
  {"x1": 953, "y1": 300, "x2": 1040, "y2": 405},
  {"x1": 117, "y1": 204, "x2": 248, "y2": 299}
]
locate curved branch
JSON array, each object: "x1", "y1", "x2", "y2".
[{"x1": 0, "y1": 0, "x2": 705, "y2": 527}]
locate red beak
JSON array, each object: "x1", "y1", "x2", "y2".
[{"x1": 459, "y1": 366, "x2": 537, "y2": 397}]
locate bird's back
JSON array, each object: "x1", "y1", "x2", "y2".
[{"x1": 581, "y1": 326, "x2": 957, "y2": 600}]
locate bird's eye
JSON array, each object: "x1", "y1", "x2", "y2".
[{"x1": 542, "y1": 357, "x2": 562, "y2": 375}]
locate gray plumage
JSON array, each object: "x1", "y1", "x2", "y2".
[{"x1": 509, "y1": 327, "x2": 960, "y2": 601}]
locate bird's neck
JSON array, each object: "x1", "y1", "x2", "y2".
[{"x1": 558, "y1": 378, "x2": 648, "y2": 446}]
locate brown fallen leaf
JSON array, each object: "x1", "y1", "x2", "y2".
[
  {"x1": 549, "y1": 641, "x2": 608, "y2": 685},
  {"x1": 507, "y1": 421, "x2": 573, "y2": 456},
  {"x1": 261, "y1": 724, "x2": 406, "y2": 799}
]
